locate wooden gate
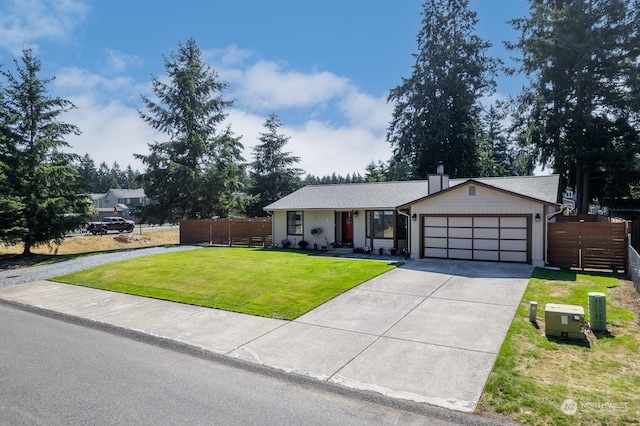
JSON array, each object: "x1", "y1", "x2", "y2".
[{"x1": 547, "y1": 221, "x2": 627, "y2": 271}]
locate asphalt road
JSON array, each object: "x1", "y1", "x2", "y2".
[{"x1": 0, "y1": 304, "x2": 476, "y2": 426}]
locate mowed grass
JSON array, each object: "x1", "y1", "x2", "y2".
[
  {"x1": 478, "y1": 268, "x2": 640, "y2": 425},
  {"x1": 52, "y1": 248, "x2": 398, "y2": 320}
]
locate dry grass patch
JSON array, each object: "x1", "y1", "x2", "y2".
[{"x1": 1, "y1": 228, "x2": 179, "y2": 269}]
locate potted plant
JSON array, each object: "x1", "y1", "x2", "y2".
[
  {"x1": 389, "y1": 247, "x2": 397, "y2": 256},
  {"x1": 378, "y1": 247, "x2": 384, "y2": 255},
  {"x1": 310, "y1": 227, "x2": 323, "y2": 235},
  {"x1": 298, "y1": 240, "x2": 309, "y2": 249},
  {"x1": 281, "y1": 238, "x2": 291, "y2": 248}
]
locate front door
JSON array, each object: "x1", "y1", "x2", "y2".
[{"x1": 341, "y1": 211, "x2": 353, "y2": 244}]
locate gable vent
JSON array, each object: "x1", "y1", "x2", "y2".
[{"x1": 469, "y1": 186, "x2": 476, "y2": 196}]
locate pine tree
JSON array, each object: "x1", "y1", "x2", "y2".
[
  {"x1": 387, "y1": 0, "x2": 498, "y2": 179},
  {"x1": 135, "y1": 38, "x2": 239, "y2": 223},
  {"x1": 509, "y1": 0, "x2": 640, "y2": 212},
  {"x1": 0, "y1": 48, "x2": 90, "y2": 255},
  {"x1": 76, "y1": 154, "x2": 99, "y2": 192},
  {"x1": 476, "y1": 104, "x2": 513, "y2": 177},
  {"x1": 248, "y1": 113, "x2": 302, "y2": 216}
]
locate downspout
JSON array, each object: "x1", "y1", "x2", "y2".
[
  {"x1": 397, "y1": 209, "x2": 411, "y2": 257},
  {"x1": 545, "y1": 206, "x2": 568, "y2": 265}
]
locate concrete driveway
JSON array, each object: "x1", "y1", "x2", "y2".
[
  {"x1": 0, "y1": 258, "x2": 532, "y2": 413},
  {"x1": 232, "y1": 258, "x2": 533, "y2": 412}
]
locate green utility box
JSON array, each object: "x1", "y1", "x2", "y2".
[{"x1": 545, "y1": 303, "x2": 586, "y2": 341}]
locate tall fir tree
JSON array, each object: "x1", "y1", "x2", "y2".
[
  {"x1": 248, "y1": 114, "x2": 302, "y2": 216},
  {"x1": 387, "y1": 0, "x2": 498, "y2": 179},
  {"x1": 0, "y1": 48, "x2": 90, "y2": 255},
  {"x1": 135, "y1": 38, "x2": 240, "y2": 223},
  {"x1": 476, "y1": 104, "x2": 514, "y2": 177},
  {"x1": 509, "y1": 0, "x2": 640, "y2": 212}
]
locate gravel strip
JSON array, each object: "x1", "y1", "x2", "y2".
[{"x1": 0, "y1": 245, "x2": 200, "y2": 288}]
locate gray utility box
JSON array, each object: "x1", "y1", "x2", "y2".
[{"x1": 545, "y1": 303, "x2": 586, "y2": 341}]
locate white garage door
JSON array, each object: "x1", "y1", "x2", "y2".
[{"x1": 423, "y1": 215, "x2": 530, "y2": 263}]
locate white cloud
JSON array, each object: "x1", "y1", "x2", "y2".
[
  {"x1": 339, "y1": 91, "x2": 392, "y2": 132},
  {"x1": 233, "y1": 60, "x2": 351, "y2": 110},
  {"x1": 52, "y1": 44, "x2": 393, "y2": 178},
  {"x1": 104, "y1": 49, "x2": 143, "y2": 74},
  {"x1": 0, "y1": 0, "x2": 88, "y2": 53},
  {"x1": 53, "y1": 66, "x2": 146, "y2": 103},
  {"x1": 228, "y1": 110, "x2": 391, "y2": 177},
  {"x1": 63, "y1": 95, "x2": 160, "y2": 170}
]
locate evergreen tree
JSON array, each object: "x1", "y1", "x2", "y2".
[
  {"x1": 76, "y1": 153, "x2": 98, "y2": 192},
  {"x1": 387, "y1": 0, "x2": 498, "y2": 179},
  {"x1": 476, "y1": 104, "x2": 513, "y2": 177},
  {"x1": 0, "y1": 48, "x2": 90, "y2": 255},
  {"x1": 509, "y1": 0, "x2": 640, "y2": 212},
  {"x1": 364, "y1": 160, "x2": 387, "y2": 182},
  {"x1": 95, "y1": 161, "x2": 120, "y2": 192},
  {"x1": 135, "y1": 38, "x2": 239, "y2": 223},
  {"x1": 248, "y1": 113, "x2": 302, "y2": 216}
]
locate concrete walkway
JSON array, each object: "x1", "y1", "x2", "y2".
[{"x1": 0, "y1": 259, "x2": 532, "y2": 412}]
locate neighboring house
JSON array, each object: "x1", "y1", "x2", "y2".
[
  {"x1": 264, "y1": 174, "x2": 561, "y2": 266},
  {"x1": 89, "y1": 188, "x2": 148, "y2": 216}
]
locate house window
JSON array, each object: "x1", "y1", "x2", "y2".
[
  {"x1": 287, "y1": 211, "x2": 303, "y2": 235},
  {"x1": 366, "y1": 210, "x2": 395, "y2": 239}
]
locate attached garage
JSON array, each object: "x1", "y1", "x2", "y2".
[{"x1": 422, "y1": 215, "x2": 531, "y2": 263}]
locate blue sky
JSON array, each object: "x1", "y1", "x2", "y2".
[{"x1": 0, "y1": 0, "x2": 530, "y2": 177}]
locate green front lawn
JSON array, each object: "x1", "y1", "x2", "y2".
[
  {"x1": 52, "y1": 248, "x2": 398, "y2": 320},
  {"x1": 478, "y1": 268, "x2": 640, "y2": 425}
]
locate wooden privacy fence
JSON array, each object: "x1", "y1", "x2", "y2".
[
  {"x1": 547, "y1": 221, "x2": 628, "y2": 271},
  {"x1": 180, "y1": 218, "x2": 272, "y2": 247}
]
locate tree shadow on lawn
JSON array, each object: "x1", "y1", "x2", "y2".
[
  {"x1": 531, "y1": 267, "x2": 624, "y2": 284},
  {"x1": 255, "y1": 247, "x2": 404, "y2": 267}
]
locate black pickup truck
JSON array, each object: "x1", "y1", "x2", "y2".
[{"x1": 86, "y1": 217, "x2": 135, "y2": 235}]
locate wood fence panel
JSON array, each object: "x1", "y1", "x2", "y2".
[
  {"x1": 548, "y1": 223, "x2": 580, "y2": 269},
  {"x1": 580, "y1": 222, "x2": 627, "y2": 270},
  {"x1": 180, "y1": 218, "x2": 272, "y2": 246},
  {"x1": 547, "y1": 221, "x2": 627, "y2": 271}
]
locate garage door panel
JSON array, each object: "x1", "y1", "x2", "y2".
[
  {"x1": 449, "y1": 228, "x2": 472, "y2": 238},
  {"x1": 474, "y1": 217, "x2": 499, "y2": 227},
  {"x1": 425, "y1": 217, "x2": 447, "y2": 226},
  {"x1": 474, "y1": 250, "x2": 500, "y2": 261},
  {"x1": 425, "y1": 248, "x2": 448, "y2": 258},
  {"x1": 501, "y1": 228, "x2": 527, "y2": 239},
  {"x1": 474, "y1": 228, "x2": 499, "y2": 239},
  {"x1": 449, "y1": 217, "x2": 472, "y2": 227},
  {"x1": 501, "y1": 251, "x2": 527, "y2": 262},
  {"x1": 474, "y1": 239, "x2": 499, "y2": 250},
  {"x1": 449, "y1": 249, "x2": 473, "y2": 259},
  {"x1": 501, "y1": 217, "x2": 527, "y2": 228},
  {"x1": 425, "y1": 227, "x2": 447, "y2": 238},
  {"x1": 449, "y1": 238, "x2": 472, "y2": 249},
  {"x1": 425, "y1": 237, "x2": 447, "y2": 248},
  {"x1": 501, "y1": 240, "x2": 527, "y2": 251}
]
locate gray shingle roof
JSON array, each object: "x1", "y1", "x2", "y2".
[
  {"x1": 107, "y1": 188, "x2": 147, "y2": 199},
  {"x1": 264, "y1": 175, "x2": 560, "y2": 210}
]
